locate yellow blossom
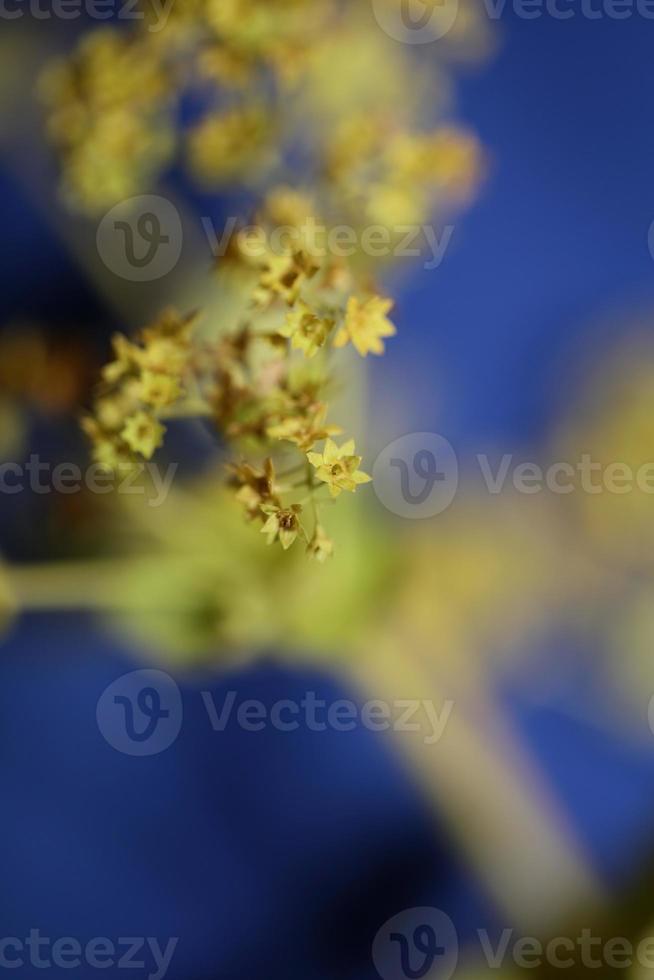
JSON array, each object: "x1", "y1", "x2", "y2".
[
  {"x1": 141, "y1": 308, "x2": 198, "y2": 344},
  {"x1": 260, "y1": 502, "x2": 304, "y2": 550},
  {"x1": 253, "y1": 250, "x2": 319, "y2": 307},
  {"x1": 187, "y1": 107, "x2": 272, "y2": 184},
  {"x1": 102, "y1": 334, "x2": 141, "y2": 384},
  {"x1": 121, "y1": 411, "x2": 165, "y2": 459},
  {"x1": 279, "y1": 301, "x2": 332, "y2": 358},
  {"x1": 306, "y1": 438, "x2": 372, "y2": 498},
  {"x1": 83, "y1": 424, "x2": 133, "y2": 472},
  {"x1": 307, "y1": 524, "x2": 334, "y2": 562},
  {"x1": 228, "y1": 458, "x2": 277, "y2": 520},
  {"x1": 139, "y1": 337, "x2": 189, "y2": 376},
  {"x1": 333, "y1": 296, "x2": 396, "y2": 357},
  {"x1": 138, "y1": 371, "x2": 183, "y2": 409},
  {"x1": 266, "y1": 404, "x2": 341, "y2": 451}
]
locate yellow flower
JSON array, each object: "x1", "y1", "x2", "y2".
[
  {"x1": 102, "y1": 333, "x2": 141, "y2": 384},
  {"x1": 141, "y1": 308, "x2": 198, "y2": 345},
  {"x1": 228, "y1": 458, "x2": 277, "y2": 520},
  {"x1": 82, "y1": 416, "x2": 131, "y2": 471},
  {"x1": 187, "y1": 107, "x2": 271, "y2": 184},
  {"x1": 306, "y1": 438, "x2": 372, "y2": 498},
  {"x1": 333, "y1": 296, "x2": 396, "y2": 357},
  {"x1": 260, "y1": 186, "x2": 315, "y2": 230},
  {"x1": 279, "y1": 301, "x2": 332, "y2": 358},
  {"x1": 260, "y1": 502, "x2": 304, "y2": 550},
  {"x1": 139, "y1": 337, "x2": 189, "y2": 376},
  {"x1": 253, "y1": 249, "x2": 319, "y2": 307},
  {"x1": 138, "y1": 370, "x2": 183, "y2": 409},
  {"x1": 307, "y1": 524, "x2": 334, "y2": 563},
  {"x1": 266, "y1": 404, "x2": 341, "y2": 451},
  {"x1": 121, "y1": 411, "x2": 165, "y2": 459}
]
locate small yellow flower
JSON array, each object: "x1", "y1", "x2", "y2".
[
  {"x1": 306, "y1": 438, "x2": 372, "y2": 498},
  {"x1": 228, "y1": 458, "x2": 277, "y2": 520},
  {"x1": 307, "y1": 524, "x2": 334, "y2": 563},
  {"x1": 102, "y1": 334, "x2": 140, "y2": 384},
  {"x1": 254, "y1": 250, "x2": 319, "y2": 308},
  {"x1": 266, "y1": 404, "x2": 341, "y2": 452},
  {"x1": 121, "y1": 411, "x2": 165, "y2": 459},
  {"x1": 89, "y1": 434, "x2": 133, "y2": 473},
  {"x1": 334, "y1": 296, "x2": 396, "y2": 357},
  {"x1": 141, "y1": 308, "x2": 198, "y2": 344},
  {"x1": 138, "y1": 370, "x2": 183, "y2": 409},
  {"x1": 260, "y1": 502, "x2": 304, "y2": 550},
  {"x1": 139, "y1": 337, "x2": 189, "y2": 376},
  {"x1": 278, "y1": 301, "x2": 333, "y2": 358}
]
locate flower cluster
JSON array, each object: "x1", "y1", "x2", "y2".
[
  {"x1": 40, "y1": 2, "x2": 482, "y2": 221},
  {"x1": 44, "y1": 3, "x2": 484, "y2": 560},
  {"x1": 82, "y1": 309, "x2": 195, "y2": 471},
  {"x1": 83, "y1": 199, "x2": 390, "y2": 557}
]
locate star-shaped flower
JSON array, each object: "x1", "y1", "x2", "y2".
[
  {"x1": 307, "y1": 524, "x2": 334, "y2": 563},
  {"x1": 121, "y1": 411, "x2": 165, "y2": 459},
  {"x1": 260, "y1": 502, "x2": 304, "y2": 550},
  {"x1": 333, "y1": 296, "x2": 396, "y2": 357},
  {"x1": 306, "y1": 438, "x2": 372, "y2": 498},
  {"x1": 278, "y1": 301, "x2": 333, "y2": 358},
  {"x1": 228, "y1": 458, "x2": 277, "y2": 520},
  {"x1": 266, "y1": 404, "x2": 341, "y2": 452},
  {"x1": 138, "y1": 370, "x2": 183, "y2": 409}
]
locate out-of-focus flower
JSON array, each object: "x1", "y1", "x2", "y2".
[
  {"x1": 121, "y1": 411, "x2": 166, "y2": 459},
  {"x1": 260, "y1": 502, "x2": 305, "y2": 550},
  {"x1": 334, "y1": 296, "x2": 396, "y2": 357},
  {"x1": 228, "y1": 458, "x2": 278, "y2": 520},
  {"x1": 254, "y1": 250, "x2": 320, "y2": 307},
  {"x1": 137, "y1": 371, "x2": 184, "y2": 409},
  {"x1": 267, "y1": 403, "x2": 341, "y2": 451},
  {"x1": 307, "y1": 523, "x2": 334, "y2": 563},
  {"x1": 39, "y1": 29, "x2": 173, "y2": 211},
  {"x1": 279, "y1": 301, "x2": 333, "y2": 358},
  {"x1": 188, "y1": 107, "x2": 274, "y2": 185},
  {"x1": 307, "y1": 438, "x2": 372, "y2": 497}
]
